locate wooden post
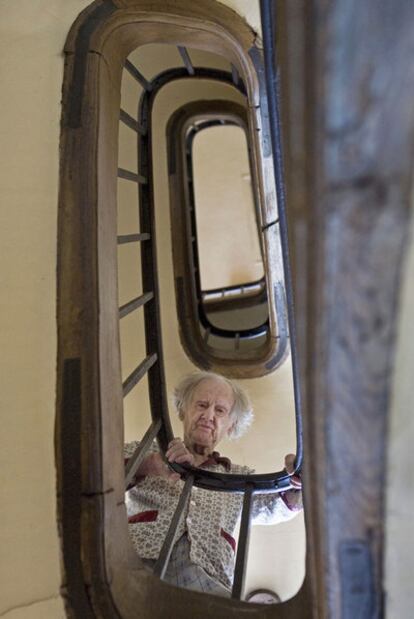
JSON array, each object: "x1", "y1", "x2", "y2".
[{"x1": 276, "y1": 1, "x2": 414, "y2": 616}]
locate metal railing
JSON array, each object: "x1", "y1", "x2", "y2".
[
  {"x1": 118, "y1": 44, "x2": 302, "y2": 599},
  {"x1": 183, "y1": 119, "x2": 270, "y2": 346}
]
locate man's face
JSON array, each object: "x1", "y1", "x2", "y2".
[{"x1": 182, "y1": 378, "x2": 235, "y2": 452}]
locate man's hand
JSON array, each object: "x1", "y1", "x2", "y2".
[
  {"x1": 133, "y1": 438, "x2": 194, "y2": 483},
  {"x1": 166, "y1": 438, "x2": 195, "y2": 466},
  {"x1": 139, "y1": 452, "x2": 181, "y2": 482},
  {"x1": 284, "y1": 453, "x2": 302, "y2": 489}
]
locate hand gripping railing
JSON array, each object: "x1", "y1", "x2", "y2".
[{"x1": 124, "y1": 422, "x2": 299, "y2": 598}]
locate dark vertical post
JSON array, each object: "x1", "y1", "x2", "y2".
[
  {"x1": 260, "y1": 0, "x2": 303, "y2": 472},
  {"x1": 153, "y1": 475, "x2": 194, "y2": 579},
  {"x1": 231, "y1": 485, "x2": 254, "y2": 599},
  {"x1": 273, "y1": 0, "x2": 414, "y2": 616},
  {"x1": 178, "y1": 46, "x2": 195, "y2": 75},
  {"x1": 138, "y1": 92, "x2": 174, "y2": 449},
  {"x1": 124, "y1": 420, "x2": 161, "y2": 488}
]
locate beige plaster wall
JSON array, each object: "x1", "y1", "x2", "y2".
[
  {"x1": 193, "y1": 125, "x2": 264, "y2": 290},
  {"x1": 385, "y1": 204, "x2": 414, "y2": 618},
  {"x1": 0, "y1": 2, "x2": 92, "y2": 617},
  {"x1": 219, "y1": 0, "x2": 262, "y2": 40}
]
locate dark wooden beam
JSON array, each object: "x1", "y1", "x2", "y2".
[
  {"x1": 124, "y1": 59, "x2": 152, "y2": 91},
  {"x1": 122, "y1": 353, "x2": 158, "y2": 397},
  {"x1": 275, "y1": 0, "x2": 414, "y2": 616},
  {"x1": 117, "y1": 233, "x2": 150, "y2": 245},
  {"x1": 119, "y1": 291, "x2": 154, "y2": 319},
  {"x1": 231, "y1": 63, "x2": 240, "y2": 86},
  {"x1": 118, "y1": 168, "x2": 148, "y2": 184},
  {"x1": 120, "y1": 108, "x2": 147, "y2": 135},
  {"x1": 177, "y1": 46, "x2": 195, "y2": 75}
]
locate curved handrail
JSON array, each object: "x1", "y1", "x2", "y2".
[
  {"x1": 184, "y1": 120, "x2": 270, "y2": 340},
  {"x1": 260, "y1": 0, "x2": 303, "y2": 472},
  {"x1": 133, "y1": 64, "x2": 301, "y2": 488},
  {"x1": 168, "y1": 461, "x2": 295, "y2": 493}
]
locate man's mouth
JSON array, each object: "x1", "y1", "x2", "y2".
[{"x1": 196, "y1": 424, "x2": 213, "y2": 432}]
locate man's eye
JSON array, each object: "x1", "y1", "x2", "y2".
[{"x1": 216, "y1": 408, "x2": 226, "y2": 416}]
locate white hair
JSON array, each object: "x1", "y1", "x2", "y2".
[{"x1": 172, "y1": 372, "x2": 253, "y2": 440}]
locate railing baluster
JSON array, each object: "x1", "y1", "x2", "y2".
[
  {"x1": 117, "y1": 61, "x2": 297, "y2": 596},
  {"x1": 118, "y1": 168, "x2": 148, "y2": 185},
  {"x1": 124, "y1": 59, "x2": 152, "y2": 91},
  {"x1": 202, "y1": 276, "x2": 266, "y2": 299},
  {"x1": 153, "y1": 475, "x2": 194, "y2": 579},
  {"x1": 235, "y1": 332, "x2": 240, "y2": 351},
  {"x1": 177, "y1": 46, "x2": 195, "y2": 76},
  {"x1": 124, "y1": 419, "x2": 162, "y2": 489},
  {"x1": 122, "y1": 353, "x2": 157, "y2": 397},
  {"x1": 232, "y1": 484, "x2": 254, "y2": 599},
  {"x1": 117, "y1": 233, "x2": 150, "y2": 245},
  {"x1": 119, "y1": 291, "x2": 154, "y2": 319},
  {"x1": 120, "y1": 108, "x2": 147, "y2": 135}
]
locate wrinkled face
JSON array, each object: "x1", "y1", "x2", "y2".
[{"x1": 182, "y1": 378, "x2": 235, "y2": 452}]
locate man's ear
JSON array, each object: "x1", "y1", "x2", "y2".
[{"x1": 227, "y1": 418, "x2": 236, "y2": 438}]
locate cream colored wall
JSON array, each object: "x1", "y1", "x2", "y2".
[
  {"x1": 219, "y1": 0, "x2": 262, "y2": 40},
  {"x1": 0, "y1": 2, "x2": 92, "y2": 617},
  {"x1": 385, "y1": 204, "x2": 414, "y2": 618},
  {"x1": 193, "y1": 125, "x2": 263, "y2": 290}
]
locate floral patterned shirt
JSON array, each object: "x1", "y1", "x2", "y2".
[{"x1": 124, "y1": 441, "x2": 302, "y2": 590}]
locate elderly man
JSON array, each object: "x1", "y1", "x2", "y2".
[{"x1": 124, "y1": 372, "x2": 302, "y2": 597}]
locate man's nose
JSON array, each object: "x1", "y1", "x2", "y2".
[{"x1": 201, "y1": 405, "x2": 215, "y2": 421}]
